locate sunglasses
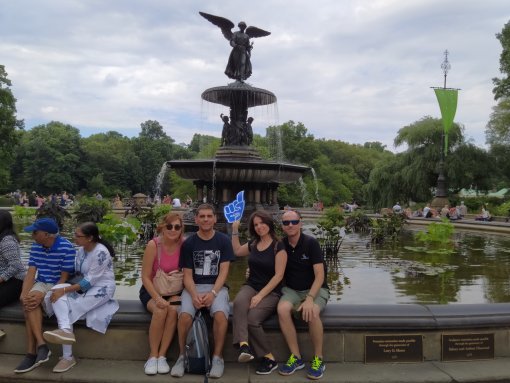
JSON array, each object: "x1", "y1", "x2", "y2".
[
  {"x1": 282, "y1": 219, "x2": 301, "y2": 226},
  {"x1": 165, "y1": 224, "x2": 182, "y2": 231}
]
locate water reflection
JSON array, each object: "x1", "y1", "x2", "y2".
[{"x1": 18, "y1": 227, "x2": 510, "y2": 304}]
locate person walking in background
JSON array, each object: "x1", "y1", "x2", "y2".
[
  {"x1": 277, "y1": 210, "x2": 329, "y2": 380},
  {"x1": 14, "y1": 218, "x2": 75, "y2": 374},
  {"x1": 140, "y1": 213, "x2": 184, "y2": 375},
  {"x1": 231, "y1": 210, "x2": 287, "y2": 375},
  {"x1": 171, "y1": 204, "x2": 234, "y2": 379},
  {"x1": 0, "y1": 210, "x2": 26, "y2": 308},
  {"x1": 42, "y1": 222, "x2": 118, "y2": 373}
]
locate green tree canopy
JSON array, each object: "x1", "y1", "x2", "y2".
[
  {"x1": 493, "y1": 20, "x2": 510, "y2": 100},
  {"x1": 13, "y1": 121, "x2": 84, "y2": 194},
  {"x1": 0, "y1": 65, "x2": 24, "y2": 192},
  {"x1": 365, "y1": 116, "x2": 494, "y2": 209},
  {"x1": 486, "y1": 97, "x2": 510, "y2": 146}
]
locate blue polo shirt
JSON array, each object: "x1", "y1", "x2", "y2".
[{"x1": 28, "y1": 235, "x2": 76, "y2": 283}]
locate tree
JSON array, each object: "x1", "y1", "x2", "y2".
[
  {"x1": 81, "y1": 131, "x2": 142, "y2": 196},
  {"x1": 364, "y1": 116, "x2": 494, "y2": 209},
  {"x1": 0, "y1": 65, "x2": 24, "y2": 192},
  {"x1": 485, "y1": 97, "x2": 510, "y2": 146},
  {"x1": 493, "y1": 20, "x2": 510, "y2": 100},
  {"x1": 132, "y1": 120, "x2": 190, "y2": 195},
  {"x1": 12, "y1": 121, "x2": 84, "y2": 194}
]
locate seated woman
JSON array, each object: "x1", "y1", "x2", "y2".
[
  {"x1": 0, "y1": 210, "x2": 26, "y2": 308},
  {"x1": 231, "y1": 210, "x2": 287, "y2": 375},
  {"x1": 139, "y1": 213, "x2": 184, "y2": 375},
  {"x1": 43, "y1": 222, "x2": 119, "y2": 373},
  {"x1": 475, "y1": 206, "x2": 491, "y2": 221}
]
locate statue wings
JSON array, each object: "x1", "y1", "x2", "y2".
[{"x1": 199, "y1": 12, "x2": 270, "y2": 40}]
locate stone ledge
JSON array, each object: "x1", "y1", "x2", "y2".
[{"x1": 4, "y1": 301, "x2": 510, "y2": 330}]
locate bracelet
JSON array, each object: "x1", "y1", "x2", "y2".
[
  {"x1": 306, "y1": 293, "x2": 314, "y2": 299},
  {"x1": 211, "y1": 289, "x2": 218, "y2": 297},
  {"x1": 232, "y1": 233, "x2": 239, "y2": 236}
]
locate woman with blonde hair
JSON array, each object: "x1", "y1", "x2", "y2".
[{"x1": 139, "y1": 213, "x2": 184, "y2": 375}]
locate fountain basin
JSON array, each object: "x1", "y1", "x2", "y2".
[
  {"x1": 202, "y1": 82, "x2": 276, "y2": 108},
  {"x1": 169, "y1": 158, "x2": 307, "y2": 184}
]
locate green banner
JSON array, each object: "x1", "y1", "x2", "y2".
[{"x1": 434, "y1": 88, "x2": 458, "y2": 156}]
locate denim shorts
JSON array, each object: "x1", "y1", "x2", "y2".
[{"x1": 179, "y1": 284, "x2": 230, "y2": 320}]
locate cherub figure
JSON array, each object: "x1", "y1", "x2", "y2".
[{"x1": 199, "y1": 12, "x2": 270, "y2": 82}]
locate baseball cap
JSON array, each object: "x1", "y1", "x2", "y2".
[{"x1": 24, "y1": 218, "x2": 59, "y2": 234}]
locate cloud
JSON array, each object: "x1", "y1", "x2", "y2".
[{"x1": 0, "y1": 0, "x2": 507, "y2": 151}]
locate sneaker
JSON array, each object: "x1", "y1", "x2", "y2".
[
  {"x1": 43, "y1": 329, "x2": 76, "y2": 345},
  {"x1": 0, "y1": 329, "x2": 5, "y2": 339},
  {"x1": 53, "y1": 356, "x2": 77, "y2": 373},
  {"x1": 14, "y1": 353, "x2": 37, "y2": 373},
  {"x1": 238, "y1": 344, "x2": 254, "y2": 363},
  {"x1": 256, "y1": 357, "x2": 278, "y2": 375},
  {"x1": 208, "y1": 356, "x2": 224, "y2": 379},
  {"x1": 307, "y1": 356, "x2": 325, "y2": 380},
  {"x1": 278, "y1": 353, "x2": 304, "y2": 376},
  {"x1": 144, "y1": 357, "x2": 158, "y2": 375},
  {"x1": 170, "y1": 355, "x2": 185, "y2": 378},
  {"x1": 157, "y1": 356, "x2": 170, "y2": 374},
  {"x1": 35, "y1": 344, "x2": 51, "y2": 365}
]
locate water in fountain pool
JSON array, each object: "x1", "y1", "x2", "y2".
[{"x1": 18, "y1": 227, "x2": 510, "y2": 304}]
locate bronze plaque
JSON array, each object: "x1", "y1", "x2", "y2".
[
  {"x1": 365, "y1": 335, "x2": 423, "y2": 363},
  {"x1": 442, "y1": 333, "x2": 494, "y2": 361}
]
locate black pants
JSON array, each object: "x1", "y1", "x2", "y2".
[{"x1": 0, "y1": 278, "x2": 23, "y2": 308}]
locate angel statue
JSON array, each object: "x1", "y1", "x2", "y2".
[{"x1": 199, "y1": 12, "x2": 270, "y2": 82}]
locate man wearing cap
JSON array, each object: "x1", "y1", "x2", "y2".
[
  {"x1": 14, "y1": 218, "x2": 75, "y2": 374},
  {"x1": 277, "y1": 210, "x2": 329, "y2": 380}
]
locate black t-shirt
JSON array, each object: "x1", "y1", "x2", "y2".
[
  {"x1": 246, "y1": 240, "x2": 286, "y2": 294},
  {"x1": 180, "y1": 231, "x2": 235, "y2": 285},
  {"x1": 283, "y1": 233, "x2": 328, "y2": 291}
]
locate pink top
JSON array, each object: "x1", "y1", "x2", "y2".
[{"x1": 151, "y1": 236, "x2": 181, "y2": 279}]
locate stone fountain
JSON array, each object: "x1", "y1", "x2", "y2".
[{"x1": 169, "y1": 12, "x2": 308, "y2": 223}]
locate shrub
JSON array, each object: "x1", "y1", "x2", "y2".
[
  {"x1": 73, "y1": 197, "x2": 111, "y2": 223},
  {"x1": 0, "y1": 196, "x2": 15, "y2": 207},
  {"x1": 36, "y1": 202, "x2": 71, "y2": 230}
]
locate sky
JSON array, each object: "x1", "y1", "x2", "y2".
[{"x1": 0, "y1": 0, "x2": 508, "y2": 151}]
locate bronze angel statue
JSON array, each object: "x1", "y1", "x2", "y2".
[{"x1": 199, "y1": 12, "x2": 270, "y2": 82}]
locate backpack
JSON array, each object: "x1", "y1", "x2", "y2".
[{"x1": 185, "y1": 310, "x2": 211, "y2": 375}]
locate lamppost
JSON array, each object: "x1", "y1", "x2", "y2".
[{"x1": 431, "y1": 50, "x2": 460, "y2": 209}]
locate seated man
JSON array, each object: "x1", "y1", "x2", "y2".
[
  {"x1": 277, "y1": 210, "x2": 329, "y2": 380},
  {"x1": 14, "y1": 218, "x2": 75, "y2": 374},
  {"x1": 171, "y1": 204, "x2": 235, "y2": 379}
]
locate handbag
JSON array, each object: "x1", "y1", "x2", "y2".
[{"x1": 152, "y1": 237, "x2": 184, "y2": 296}]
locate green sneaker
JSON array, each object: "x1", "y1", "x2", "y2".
[
  {"x1": 278, "y1": 353, "x2": 304, "y2": 375},
  {"x1": 307, "y1": 356, "x2": 325, "y2": 380}
]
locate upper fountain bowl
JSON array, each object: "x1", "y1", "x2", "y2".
[{"x1": 202, "y1": 81, "x2": 277, "y2": 108}]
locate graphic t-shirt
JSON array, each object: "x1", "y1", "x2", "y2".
[{"x1": 180, "y1": 231, "x2": 235, "y2": 285}]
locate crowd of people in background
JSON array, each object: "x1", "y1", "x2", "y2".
[
  {"x1": 382, "y1": 201, "x2": 494, "y2": 222},
  {"x1": 8, "y1": 190, "x2": 75, "y2": 208}
]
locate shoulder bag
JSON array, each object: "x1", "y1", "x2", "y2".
[{"x1": 152, "y1": 237, "x2": 184, "y2": 296}]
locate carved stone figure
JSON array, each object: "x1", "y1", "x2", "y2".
[{"x1": 199, "y1": 12, "x2": 270, "y2": 82}]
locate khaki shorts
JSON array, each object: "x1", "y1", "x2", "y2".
[
  {"x1": 280, "y1": 286, "x2": 329, "y2": 313},
  {"x1": 28, "y1": 282, "x2": 54, "y2": 315},
  {"x1": 30, "y1": 281, "x2": 54, "y2": 295}
]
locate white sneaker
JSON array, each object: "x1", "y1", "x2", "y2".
[
  {"x1": 170, "y1": 355, "x2": 185, "y2": 378},
  {"x1": 157, "y1": 356, "x2": 170, "y2": 374},
  {"x1": 144, "y1": 357, "x2": 158, "y2": 375},
  {"x1": 208, "y1": 356, "x2": 224, "y2": 379}
]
